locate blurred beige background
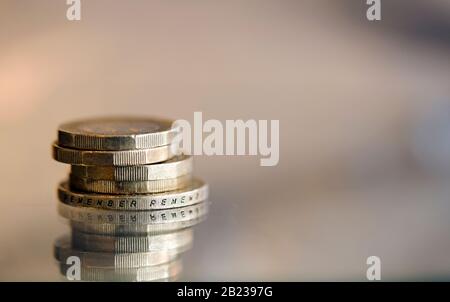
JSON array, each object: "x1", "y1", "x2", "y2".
[{"x1": 1, "y1": 0, "x2": 450, "y2": 280}]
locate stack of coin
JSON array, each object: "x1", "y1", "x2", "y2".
[{"x1": 52, "y1": 117, "x2": 209, "y2": 281}]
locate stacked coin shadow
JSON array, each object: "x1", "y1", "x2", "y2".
[{"x1": 52, "y1": 117, "x2": 209, "y2": 281}]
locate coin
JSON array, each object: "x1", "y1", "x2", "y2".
[
  {"x1": 59, "y1": 259, "x2": 182, "y2": 282},
  {"x1": 69, "y1": 174, "x2": 192, "y2": 194},
  {"x1": 58, "y1": 201, "x2": 210, "y2": 225},
  {"x1": 70, "y1": 155, "x2": 193, "y2": 181},
  {"x1": 58, "y1": 116, "x2": 178, "y2": 151},
  {"x1": 54, "y1": 236, "x2": 182, "y2": 268},
  {"x1": 69, "y1": 215, "x2": 207, "y2": 236},
  {"x1": 58, "y1": 178, "x2": 208, "y2": 210},
  {"x1": 52, "y1": 143, "x2": 175, "y2": 166},
  {"x1": 71, "y1": 228, "x2": 193, "y2": 253}
]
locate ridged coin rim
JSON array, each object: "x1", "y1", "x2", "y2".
[
  {"x1": 69, "y1": 174, "x2": 192, "y2": 194},
  {"x1": 52, "y1": 143, "x2": 175, "y2": 166},
  {"x1": 70, "y1": 155, "x2": 193, "y2": 181},
  {"x1": 71, "y1": 228, "x2": 193, "y2": 253},
  {"x1": 57, "y1": 201, "x2": 210, "y2": 225},
  {"x1": 54, "y1": 235, "x2": 183, "y2": 268},
  {"x1": 69, "y1": 215, "x2": 207, "y2": 236},
  {"x1": 59, "y1": 259, "x2": 182, "y2": 281},
  {"x1": 58, "y1": 178, "x2": 208, "y2": 210},
  {"x1": 58, "y1": 116, "x2": 179, "y2": 151}
]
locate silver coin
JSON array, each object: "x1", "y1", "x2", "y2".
[
  {"x1": 58, "y1": 178, "x2": 208, "y2": 210},
  {"x1": 58, "y1": 116, "x2": 179, "y2": 150},
  {"x1": 54, "y1": 235, "x2": 183, "y2": 268},
  {"x1": 58, "y1": 201, "x2": 210, "y2": 225},
  {"x1": 71, "y1": 228, "x2": 193, "y2": 253},
  {"x1": 59, "y1": 258, "x2": 182, "y2": 282},
  {"x1": 69, "y1": 215, "x2": 207, "y2": 236}
]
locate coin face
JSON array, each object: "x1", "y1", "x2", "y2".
[
  {"x1": 59, "y1": 117, "x2": 171, "y2": 136},
  {"x1": 58, "y1": 117, "x2": 177, "y2": 150}
]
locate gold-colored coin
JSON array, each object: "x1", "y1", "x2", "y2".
[
  {"x1": 70, "y1": 155, "x2": 192, "y2": 181},
  {"x1": 69, "y1": 174, "x2": 192, "y2": 194}
]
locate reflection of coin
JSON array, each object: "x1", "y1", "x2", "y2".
[
  {"x1": 58, "y1": 178, "x2": 208, "y2": 210},
  {"x1": 52, "y1": 143, "x2": 175, "y2": 166},
  {"x1": 58, "y1": 116, "x2": 178, "y2": 150},
  {"x1": 71, "y1": 228, "x2": 193, "y2": 253},
  {"x1": 58, "y1": 201, "x2": 210, "y2": 225},
  {"x1": 54, "y1": 236, "x2": 183, "y2": 268},
  {"x1": 69, "y1": 174, "x2": 192, "y2": 194},
  {"x1": 70, "y1": 215, "x2": 206, "y2": 236},
  {"x1": 70, "y1": 155, "x2": 193, "y2": 181},
  {"x1": 59, "y1": 259, "x2": 182, "y2": 282}
]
